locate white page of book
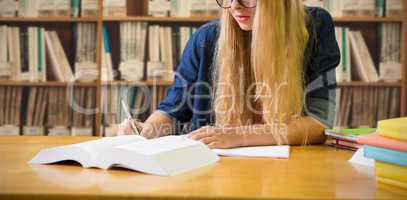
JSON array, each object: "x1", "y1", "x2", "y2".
[
  {"x1": 117, "y1": 135, "x2": 200, "y2": 155},
  {"x1": 74, "y1": 135, "x2": 147, "y2": 158}
]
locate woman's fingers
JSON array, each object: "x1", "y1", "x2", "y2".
[
  {"x1": 140, "y1": 124, "x2": 154, "y2": 138},
  {"x1": 207, "y1": 142, "x2": 220, "y2": 149},
  {"x1": 189, "y1": 127, "x2": 215, "y2": 140},
  {"x1": 199, "y1": 136, "x2": 216, "y2": 145},
  {"x1": 117, "y1": 119, "x2": 133, "y2": 136}
]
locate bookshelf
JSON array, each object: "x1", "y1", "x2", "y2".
[{"x1": 0, "y1": 0, "x2": 406, "y2": 136}]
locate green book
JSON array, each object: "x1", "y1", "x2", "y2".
[
  {"x1": 71, "y1": 0, "x2": 80, "y2": 17},
  {"x1": 325, "y1": 128, "x2": 376, "y2": 142},
  {"x1": 376, "y1": 0, "x2": 385, "y2": 17}
]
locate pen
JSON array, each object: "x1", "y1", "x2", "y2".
[{"x1": 121, "y1": 99, "x2": 140, "y2": 135}]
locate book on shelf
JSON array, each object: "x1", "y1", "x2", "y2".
[
  {"x1": 348, "y1": 30, "x2": 379, "y2": 82},
  {"x1": 304, "y1": 0, "x2": 403, "y2": 17},
  {"x1": 4, "y1": 26, "x2": 47, "y2": 81},
  {"x1": 0, "y1": 0, "x2": 18, "y2": 17},
  {"x1": 118, "y1": 22, "x2": 147, "y2": 81},
  {"x1": 385, "y1": 0, "x2": 404, "y2": 17},
  {"x1": 101, "y1": 25, "x2": 114, "y2": 81},
  {"x1": 81, "y1": 0, "x2": 98, "y2": 17},
  {"x1": 379, "y1": 23, "x2": 402, "y2": 82},
  {"x1": 71, "y1": 87, "x2": 95, "y2": 136},
  {"x1": 334, "y1": 27, "x2": 400, "y2": 83},
  {"x1": 116, "y1": 22, "x2": 196, "y2": 81},
  {"x1": 23, "y1": 87, "x2": 48, "y2": 136},
  {"x1": 29, "y1": 135, "x2": 220, "y2": 176},
  {"x1": 147, "y1": 25, "x2": 196, "y2": 80},
  {"x1": 334, "y1": 27, "x2": 351, "y2": 82},
  {"x1": 47, "y1": 87, "x2": 71, "y2": 136},
  {"x1": 149, "y1": 0, "x2": 220, "y2": 17},
  {"x1": 74, "y1": 23, "x2": 98, "y2": 82},
  {"x1": 16, "y1": 0, "x2": 72, "y2": 17},
  {"x1": 103, "y1": 0, "x2": 126, "y2": 17},
  {"x1": 0, "y1": 86, "x2": 22, "y2": 135},
  {"x1": 71, "y1": 0, "x2": 80, "y2": 17},
  {"x1": 0, "y1": 25, "x2": 76, "y2": 82},
  {"x1": 334, "y1": 87, "x2": 400, "y2": 128},
  {"x1": 45, "y1": 30, "x2": 74, "y2": 82}
]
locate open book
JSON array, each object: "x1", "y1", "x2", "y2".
[
  {"x1": 29, "y1": 135, "x2": 290, "y2": 176},
  {"x1": 29, "y1": 135, "x2": 219, "y2": 176}
]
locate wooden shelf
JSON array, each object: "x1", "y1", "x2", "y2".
[
  {"x1": 337, "y1": 81, "x2": 402, "y2": 87},
  {"x1": 0, "y1": 16, "x2": 402, "y2": 23},
  {"x1": 333, "y1": 16, "x2": 404, "y2": 23},
  {"x1": 102, "y1": 80, "x2": 173, "y2": 86},
  {"x1": 0, "y1": 81, "x2": 98, "y2": 87},
  {"x1": 104, "y1": 16, "x2": 218, "y2": 23},
  {"x1": 0, "y1": 17, "x2": 98, "y2": 23}
]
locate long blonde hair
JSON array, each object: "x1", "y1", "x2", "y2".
[{"x1": 213, "y1": 0, "x2": 309, "y2": 128}]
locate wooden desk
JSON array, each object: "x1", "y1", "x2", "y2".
[{"x1": 0, "y1": 136, "x2": 405, "y2": 200}]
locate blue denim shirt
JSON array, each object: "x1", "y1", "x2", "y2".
[{"x1": 157, "y1": 7, "x2": 340, "y2": 133}]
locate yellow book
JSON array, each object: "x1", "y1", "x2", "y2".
[
  {"x1": 375, "y1": 161, "x2": 407, "y2": 183},
  {"x1": 377, "y1": 176, "x2": 407, "y2": 189},
  {"x1": 377, "y1": 118, "x2": 407, "y2": 140}
]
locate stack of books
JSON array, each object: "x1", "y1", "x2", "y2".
[
  {"x1": 325, "y1": 128, "x2": 376, "y2": 150},
  {"x1": 358, "y1": 117, "x2": 407, "y2": 189}
]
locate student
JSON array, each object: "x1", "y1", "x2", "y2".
[{"x1": 119, "y1": 0, "x2": 340, "y2": 149}]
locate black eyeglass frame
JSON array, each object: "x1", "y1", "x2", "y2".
[{"x1": 216, "y1": 0, "x2": 257, "y2": 9}]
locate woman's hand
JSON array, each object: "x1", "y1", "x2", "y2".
[
  {"x1": 117, "y1": 118, "x2": 157, "y2": 139},
  {"x1": 189, "y1": 126, "x2": 245, "y2": 149}
]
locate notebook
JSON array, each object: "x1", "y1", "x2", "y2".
[
  {"x1": 377, "y1": 117, "x2": 407, "y2": 140},
  {"x1": 358, "y1": 134, "x2": 407, "y2": 152}
]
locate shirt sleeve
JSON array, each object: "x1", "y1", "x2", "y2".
[
  {"x1": 156, "y1": 28, "x2": 203, "y2": 123},
  {"x1": 304, "y1": 9, "x2": 340, "y2": 128}
]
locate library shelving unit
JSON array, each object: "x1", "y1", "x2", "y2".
[{"x1": 0, "y1": 0, "x2": 406, "y2": 136}]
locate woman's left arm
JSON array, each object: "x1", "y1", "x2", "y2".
[{"x1": 190, "y1": 116, "x2": 325, "y2": 149}]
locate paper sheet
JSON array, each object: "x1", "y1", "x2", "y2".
[
  {"x1": 349, "y1": 147, "x2": 374, "y2": 168},
  {"x1": 212, "y1": 146, "x2": 290, "y2": 158}
]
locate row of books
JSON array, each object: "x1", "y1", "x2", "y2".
[
  {"x1": 335, "y1": 25, "x2": 402, "y2": 83},
  {"x1": 358, "y1": 118, "x2": 406, "y2": 189},
  {"x1": 304, "y1": 0, "x2": 403, "y2": 17},
  {"x1": 0, "y1": 86, "x2": 96, "y2": 136},
  {"x1": 103, "y1": 22, "x2": 197, "y2": 81},
  {"x1": 0, "y1": 24, "x2": 97, "y2": 82},
  {"x1": 0, "y1": 0, "x2": 99, "y2": 17},
  {"x1": 0, "y1": 85, "x2": 168, "y2": 136},
  {"x1": 149, "y1": 0, "x2": 220, "y2": 17},
  {"x1": 101, "y1": 85, "x2": 168, "y2": 136},
  {"x1": 334, "y1": 87, "x2": 400, "y2": 129}
]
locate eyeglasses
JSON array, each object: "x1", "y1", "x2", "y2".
[{"x1": 216, "y1": 0, "x2": 257, "y2": 8}]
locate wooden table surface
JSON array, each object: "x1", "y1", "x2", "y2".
[{"x1": 0, "y1": 136, "x2": 406, "y2": 200}]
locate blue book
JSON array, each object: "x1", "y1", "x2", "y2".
[{"x1": 364, "y1": 145, "x2": 407, "y2": 166}]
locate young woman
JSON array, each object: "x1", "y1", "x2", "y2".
[{"x1": 119, "y1": 0, "x2": 340, "y2": 149}]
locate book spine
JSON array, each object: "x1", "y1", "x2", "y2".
[{"x1": 364, "y1": 145, "x2": 407, "y2": 166}]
